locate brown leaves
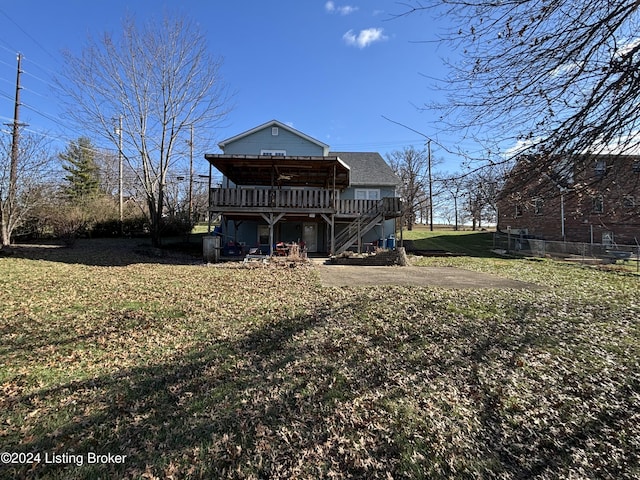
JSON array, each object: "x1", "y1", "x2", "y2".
[{"x1": 0, "y1": 243, "x2": 639, "y2": 478}]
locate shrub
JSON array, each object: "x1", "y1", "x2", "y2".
[
  {"x1": 160, "y1": 214, "x2": 194, "y2": 237},
  {"x1": 50, "y1": 205, "x2": 90, "y2": 246},
  {"x1": 91, "y1": 217, "x2": 148, "y2": 238}
]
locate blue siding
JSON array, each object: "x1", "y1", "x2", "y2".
[
  {"x1": 222, "y1": 219, "x2": 327, "y2": 253},
  {"x1": 222, "y1": 126, "x2": 325, "y2": 156},
  {"x1": 340, "y1": 186, "x2": 397, "y2": 200},
  {"x1": 335, "y1": 218, "x2": 397, "y2": 247}
]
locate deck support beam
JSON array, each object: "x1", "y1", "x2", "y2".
[
  {"x1": 260, "y1": 212, "x2": 286, "y2": 256},
  {"x1": 320, "y1": 213, "x2": 335, "y2": 255}
]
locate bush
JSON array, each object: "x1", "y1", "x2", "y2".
[
  {"x1": 50, "y1": 205, "x2": 90, "y2": 246},
  {"x1": 91, "y1": 217, "x2": 148, "y2": 238},
  {"x1": 159, "y1": 214, "x2": 195, "y2": 237}
]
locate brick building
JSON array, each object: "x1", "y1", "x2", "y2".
[{"x1": 496, "y1": 154, "x2": 640, "y2": 245}]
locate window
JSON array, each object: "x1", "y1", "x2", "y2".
[
  {"x1": 623, "y1": 195, "x2": 635, "y2": 208},
  {"x1": 594, "y1": 160, "x2": 606, "y2": 177},
  {"x1": 633, "y1": 161, "x2": 640, "y2": 174},
  {"x1": 592, "y1": 195, "x2": 604, "y2": 214},
  {"x1": 260, "y1": 149, "x2": 286, "y2": 156},
  {"x1": 533, "y1": 197, "x2": 544, "y2": 215},
  {"x1": 258, "y1": 225, "x2": 269, "y2": 245},
  {"x1": 271, "y1": 127, "x2": 279, "y2": 136},
  {"x1": 515, "y1": 204, "x2": 523, "y2": 217},
  {"x1": 354, "y1": 189, "x2": 380, "y2": 200}
]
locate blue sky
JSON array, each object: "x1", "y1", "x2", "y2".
[{"x1": 0, "y1": 1, "x2": 462, "y2": 175}]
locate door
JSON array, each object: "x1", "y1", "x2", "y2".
[{"x1": 303, "y1": 223, "x2": 317, "y2": 253}]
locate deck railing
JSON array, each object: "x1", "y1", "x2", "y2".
[
  {"x1": 210, "y1": 187, "x2": 334, "y2": 209},
  {"x1": 338, "y1": 197, "x2": 401, "y2": 216},
  {"x1": 210, "y1": 188, "x2": 401, "y2": 216}
]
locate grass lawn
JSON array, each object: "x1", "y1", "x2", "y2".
[
  {"x1": 401, "y1": 226, "x2": 497, "y2": 257},
  {"x1": 0, "y1": 237, "x2": 638, "y2": 479}
]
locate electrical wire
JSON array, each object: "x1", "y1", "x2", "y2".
[{"x1": 0, "y1": 7, "x2": 57, "y2": 60}]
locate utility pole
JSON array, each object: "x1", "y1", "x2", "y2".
[
  {"x1": 427, "y1": 139, "x2": 433, "y2": 231},
  {"x1": 207, "y1": 161, "x2": 212, "y2": 233},
  {"x1": 188, "y1": 124, "x2": 194, "y2": 222},
  {"x1": 117, "y1": 116, "x2": 123, "y2": 228},
  {"x1": 2, "y1": 53, "x2": 24, "y2": 246},
  {"x1": 8, "y1": 53, "x2": 23, "y2": 223}
]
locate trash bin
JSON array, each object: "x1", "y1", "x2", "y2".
[
  {"x1": 203, "y1": 236, "x2": 220, "y2": 263},
  {"x1": 387, "y1": 235, "x2": 395, "y2": 249},
  {"x1": 378, "y1": 238, "x2": 386, "y2": 249}
]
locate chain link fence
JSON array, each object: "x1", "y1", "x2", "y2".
[{"x1": 493, "y1": 232, "x2": 640, "y2": 268}]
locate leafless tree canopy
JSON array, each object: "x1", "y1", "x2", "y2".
[
  {"x1": 0, "y1": 131, "x2": 55, "y2": 245},
  {"x1": 57, "y1": 14, "x2": 231, "y2": 245},
  {"x1": 403, "y1": 1, "x2": 640, "y2": 164},
  {"x1": 387, "y1": 146, "x2": 431, "y2": 230}
]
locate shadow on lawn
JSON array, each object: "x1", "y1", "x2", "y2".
[
  {"x1": 462, "y1": 311, "x2": 636, "y2": 479},
  {"x1": 0, "y1": 237, "x2": 204, "y2": 267},
  {"x1": 2, "y1": 294, "x2": 638, "y2": 479},
  {"x1": 2, "y1": 303, "x2": 364, "y2": 479}
]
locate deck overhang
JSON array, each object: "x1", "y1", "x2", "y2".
[{"x1": 204, "y1": 154, "x2": 351, "y2": 189}]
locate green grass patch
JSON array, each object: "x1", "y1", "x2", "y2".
[
  {"x1": 0, "y1": 237, "x2": 638, "y2": 479},
  {"x1": 402, "y1": 227, "x2": 496, "y2": 256}
]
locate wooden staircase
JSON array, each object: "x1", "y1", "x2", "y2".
[{"x1": 334, "y1": 199, "x2": 386, "y2": 254}]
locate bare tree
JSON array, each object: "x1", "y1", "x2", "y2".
[
  {"x1": 460, "y1": 165, "x2": 507, "y2": 230},
  {"x1": 387, "y1": 146, "x2": 433, "y2": 230},
  {"x1": 57, "y1": 14, "x2": 231, "y2": 246},
  {"x1": 439, "y1": 173, "x2": 466, "y2": 230},
  {"x1": 400, "y1": 1, "x2": 640, "y2": 170},
  {"x1": 0, "y1": 131, "x2": 54, "y2": 246}
]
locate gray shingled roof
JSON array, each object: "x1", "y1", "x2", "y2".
[{"x1": 330, "y1": 152, "x2": 400, "y2": 186}]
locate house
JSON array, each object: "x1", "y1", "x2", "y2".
[
  {"x1": 496, "y1": 153, "x2": 640, "y2": 245},
  {"x1": 205, "y1": 120, "x2": 402, "y2": 255}
]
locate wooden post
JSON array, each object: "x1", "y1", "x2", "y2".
[
  {"x1": 357, "y1": 213, "x2": 361, "y2": 253},
  {"x1": 269, "y1": 213, "x2": 274, "y2": 256},
  {"x1": 331, "y1": 214, "x2": 335, "y2": 255}
]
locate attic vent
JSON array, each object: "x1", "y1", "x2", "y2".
[{"x1": 272, "y1": 127, "x2": 279, "y2": 136}]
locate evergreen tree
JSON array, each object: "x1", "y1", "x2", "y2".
[{"x1": 59, "y1": 137, "x2": 100, "y2": 200}]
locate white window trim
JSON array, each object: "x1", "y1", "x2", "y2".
[
  {"x1": 260, "y1": 149, "x2": 286, "y2": 156},
  {"x1": 623, "y1": 195, "x2": 635, "y2": 208},
  {"x1": 592, "y1": 195, "x2": 604, "y2": 214},
  {"x1": 533, "y1": 197, "x2": 544, "y2": 215},
  {"x1": 354, "y1": 188, "x2": 380, "y2": 200}
]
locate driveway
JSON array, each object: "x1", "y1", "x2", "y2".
[{"x1": 315, "y1": 264, "x2": 541, "y2": 289}]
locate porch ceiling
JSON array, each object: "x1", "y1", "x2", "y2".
[{"x1": 205, "y1": 154, "x2": 350, "y2": 189}]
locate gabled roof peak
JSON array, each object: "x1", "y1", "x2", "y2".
[{"x1": 218, "y1": 119, "x2": 330, "y2": 151}]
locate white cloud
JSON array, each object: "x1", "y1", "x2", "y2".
[
  {"x1": 339, "y1": 5, "x2": 358, "y2": 15},
  {"x1": 343, "y1": 28, "x2": 388, "y2": 48},
  {"x1": 325, "y1": 1, "x2": 359, "y2": 15}
]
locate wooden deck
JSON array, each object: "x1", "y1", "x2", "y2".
[{"x1": 210, "y1": 188, "x2": 401, "y2": 217}]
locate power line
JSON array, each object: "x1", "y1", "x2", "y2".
[
  {"x1": 0, "y1": 37, "x2": 18, "y2": 56},
  {"x1": 0, "y1": 7, "x2": 57, "y2": 60}
]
